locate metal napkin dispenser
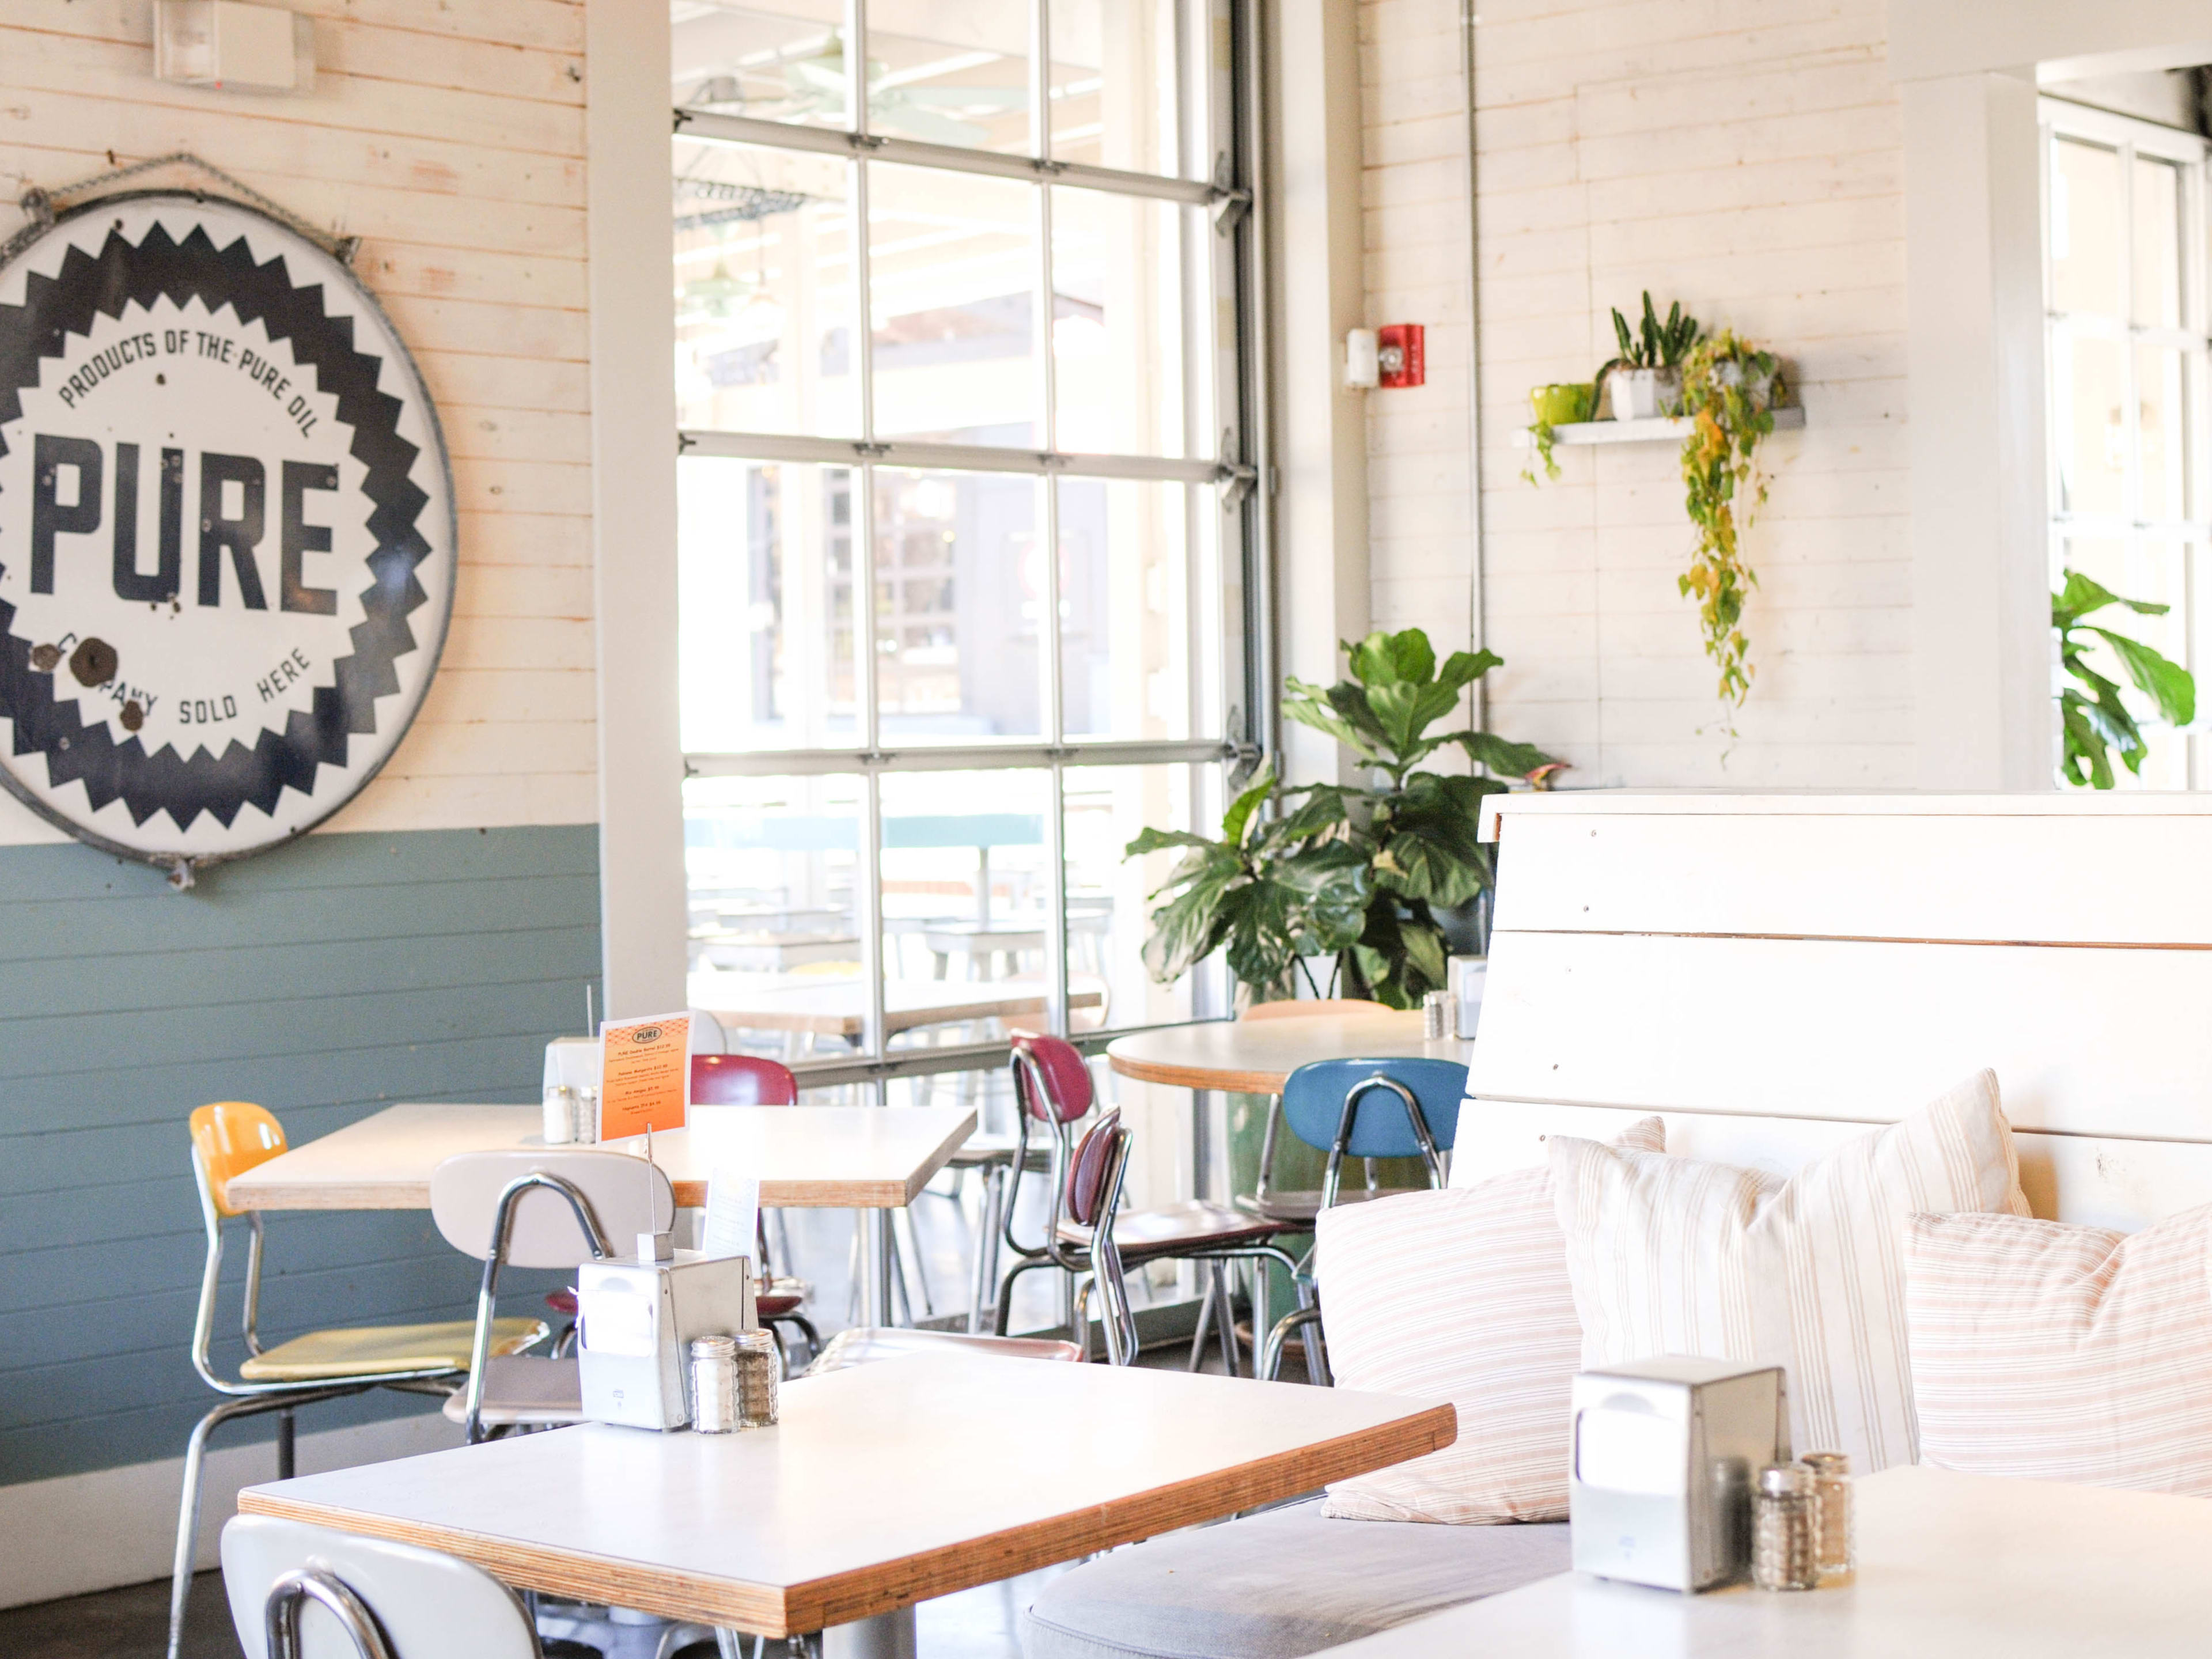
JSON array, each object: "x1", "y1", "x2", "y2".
[
  {"x1": 577, "y1": 1250, "x2": 756, "y2": 1431},
  {"x1": 1569, "y1": 1357, "x2": 1789, "y2": 1592}
]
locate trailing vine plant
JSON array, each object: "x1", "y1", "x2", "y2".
[{"x1": 1676, "y1": 330, "x2": 1784, "y2": 709}]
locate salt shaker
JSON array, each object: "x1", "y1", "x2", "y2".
[
  {"x1": 734, "y1": 1329, "x2": 781, "y2": 1427},
  {"x1": 690, "y1": 1335, "x2": 738, "y2": 1433},
  {"x1": 541, "y1": 1084, "x2": 577, "y2": 1146},
  {"x1": 1422, "y1": 989, "x2": 1453, "y2": 1040},
  {"x1": 574, "y1": 1085, "x2": 601, "y2": 1144},
  {"x1": 1800, "y1": 1450, "x2": 1854, "y2": 1584},
  {"x1": 1752, "y1": 1462, "x2": 1820, "y2": 1591}
]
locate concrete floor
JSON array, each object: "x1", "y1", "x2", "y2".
[{"x1": 1, "y1": 1143, "x2": 1276, "y2": 1659}]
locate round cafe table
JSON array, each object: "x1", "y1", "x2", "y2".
[
  {"x1": 1104, "y1": 1008, "x2": 1474, "y2": 1095},
  {"x1": 1107, "y1": 1008, "x2": 1475, "y2": 1205}
]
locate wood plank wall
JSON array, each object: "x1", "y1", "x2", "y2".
[
  {"x1": 0, "y1": 1, "x2": 604, "y2": 1493},
  {"x1": 1359, "y1": 0, "x2": 1910, "y2": 786},
  {"x1": 0, "y1": 0, "x2": 596, "y2": 844},
  {"x1": 0, "y1": 825, "x2": 598, "y2": 1483}
]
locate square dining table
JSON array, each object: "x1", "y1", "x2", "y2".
[
  {"x1": 238, "y1": 1352, "x2": 1456, "y2": 1658},
  {"x1": 221, "y1": 1102, "x2": 975, "y2": 1325}
]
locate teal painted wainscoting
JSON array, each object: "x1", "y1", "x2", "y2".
[{"x1": 0, "y1": 823, "x2": 601, "y2": 1485}]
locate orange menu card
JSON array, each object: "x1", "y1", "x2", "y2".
[{"x1": 600, "y1": 1012, "x2": 690, "y2": 1139}]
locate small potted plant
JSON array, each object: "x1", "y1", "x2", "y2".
[
  {"x1": 1596, "y1": 292, "x2": 1699, "y2": 420},
  {"x1": 1522, "y1": 381, "x2": 1594, "y2": 483}
]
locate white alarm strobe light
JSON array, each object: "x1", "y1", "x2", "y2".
[{"x1": 1344, "y1": 328, "x2": 1380, "y2": 389}]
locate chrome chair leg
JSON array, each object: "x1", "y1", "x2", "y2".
[
  {"x1": 169, "y1": 1388, "x2": 355, "y2": 1659},
  {"x1": 1185, "y1": 1270, "x2": 1218, "y2": 1372},
  {"x1": 966, "y1": 1163, "x2": 1007, "y2": 1334}
]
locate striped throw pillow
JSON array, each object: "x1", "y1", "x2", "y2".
[
  {"x1": 1550, "y1": 1070, "x2": 2028, "y2": 1474},
  {"x1": 1906, "y1": 1205, "x2": 2212, "y2": 1493},
  {"x1": 1316, "y1": 1117, "x2": 1666, "y2": 1524}
]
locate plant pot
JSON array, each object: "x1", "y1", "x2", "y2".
[
  {"x1": 1714, "y1": 359, "x2": 1777, "y2": 408},
  {"x1": 1529, "y1": 382, "x2": 1594, "y2": 427},
  {"x1": 1611, "y1": 368, "x2": 1665, "y2": 420}
]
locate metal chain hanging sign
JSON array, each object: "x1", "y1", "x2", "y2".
[{"x1": 0, "y1": 181, "x2": 455, "y2": 884}]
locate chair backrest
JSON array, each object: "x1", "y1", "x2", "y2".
[
  {"x1": 687, "y1": 1007, "x2": 728, "y2": 1057},
  {"x1": 222, "y1": 1514, "x2": 537, "y2": 1659},
  {"x1": 190, "y1": 1103, "x2": 287, "y2": 1218},
  {"x1": 1063, "y1": 1108, "x2": 1126, "y2": 1228},
  {"x1": 1281, "y1": 1057, "x2": 1469, "y2": 1158},
  {"x1": 1241, "y1": 998, "x2": 1375, "y2": 1021},
  {"x1": 691, "y1": 1052, "x2": 800, "y2": 1105},
  {"x1": 430, "y1": 1149, "x2": 675, "y2": 1270},
  {"x1": 1009, "y1": 1029, "x2": 1093, "y2": 1123}
]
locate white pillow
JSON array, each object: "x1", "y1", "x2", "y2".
[
  {"x1": 1906, "y1": 1205, "x2": 2212, "y2": 1494},
  {"x1": 1317, "y1": 1117, "x2": 1665, "y2": 1524},
  {"x1": 1550, "y1": 1070, "x2": 2027, "y2": 1472}
]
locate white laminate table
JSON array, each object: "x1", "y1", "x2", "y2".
[
  {"x1": 1321, "y1": 1464, "x2": 2212, "y2": 1658},
  {"x1": 221, "y1": 1102, "x2": 976, "y2": 1212},
  {"x1": 222, "y1": 1102, "x2": 975, "y2": 1327},
  {"x1": 239, "y1": 1353, "x2": 1457, "y2": 1656}
]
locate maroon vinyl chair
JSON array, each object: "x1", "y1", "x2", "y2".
[
  {"x1": 992, "y1": 1031, "x2": 1306, "y2": 1374},
  {"x1": 806, "y1": 1111, "x2": 1126, "y2": 1373},
  {"x1": 684, "y1": 1052, "x2": 820, "y2": 1369}
]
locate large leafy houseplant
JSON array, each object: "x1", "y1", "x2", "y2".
[
  {"x1": 2054, "y1": 569, "x2": 2196, "y2": 788},
  {"x1": 1126, "y1": 631, "x2": 1556, "y2": 1009}
]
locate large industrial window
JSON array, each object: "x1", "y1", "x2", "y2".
[
  {"x1": 2042, "y1": 99, "x2": 2211, "y2": 786},
  {"x1": 668, "y1": 3, "x2": 1262, "y2": 1128}
]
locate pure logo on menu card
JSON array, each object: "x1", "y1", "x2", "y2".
[{"x1": 599, "y1": 1012, "x2": 690, "y2": 1139}]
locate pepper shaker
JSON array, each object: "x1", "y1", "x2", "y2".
[
  {"x1": 733, "y1": 1329, "x2": 780, "y2": 1427},
  {"x1": 1800, "y1": 1450, "x2": 1854, "y2": 1584},
  {"x1": 1752, "y1": 1462, "x2": 1820, "y2": 1591}
]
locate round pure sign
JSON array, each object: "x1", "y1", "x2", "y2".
[{"x1": 0, "y1": 191, "x2": 456, "y2": 871}]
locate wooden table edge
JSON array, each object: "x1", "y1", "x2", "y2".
[
  {"x1": 237, "y1": 1398, "x2": 1455, "y2": 1637},
  {"x1": 1105, "y1": 1052, "x2": 1291, "y2": 1096},
  {"x1": 226, "y1": 1109, "x2": 978, "y2": 1213}
]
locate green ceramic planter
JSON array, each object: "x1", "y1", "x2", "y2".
[{"x1": 1529, "y1": 382, "x2": 1595, "y2": 426}]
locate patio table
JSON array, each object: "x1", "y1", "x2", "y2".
[{"x1": 237, "y1": 1352, "x2": 1456, "y2": 1657}]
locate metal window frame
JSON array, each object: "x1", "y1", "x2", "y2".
[
  {"x1": 2040, "y1": 97, "x2": 2212, "y2": 789},
  {"x1": 675, "y1": 0, "x2": 1265, "y2": 1085}
]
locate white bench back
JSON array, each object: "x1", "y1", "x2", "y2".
[{"x1": 1455, "y1": 794, "x2": 2212, "y2": 1231}]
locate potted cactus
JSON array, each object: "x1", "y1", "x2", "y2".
[{"x1": 1596, "y1": 292, "x2": 1700, "y2": 420}]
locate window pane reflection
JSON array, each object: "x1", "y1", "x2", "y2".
[
  {"x1": 2133, "y1": 156, "x2": 2184, "y2": 330},
  {"x1": 1048, "y1": 0, "x2": 1188, "y2": 176},
  {"x1": 2137, "y1": 345, "x2": 2188, "y2": 523},
  {"x1": 1059, "y1": 478, "x2": 1200, "y2": 740},
  {"x1": 680, "y1": 460, "x2": 857, "y2": 751},
  {"x1": 672, "y1": 6, "x2": 851, "y2": 135},
  {"x1": 1065, "y1": 763, "x2": 1217, "y2": 1033},
  {"x1": 2051, "y1": 138, "x2": 2124, "y2": 319},
  {"x1": 878, "y1": 771, "x2": 1056, "y2": 1050},
  {"x1": 685, "y1": 774, "x2": 866, "y2": 1060},
  {"x1": 673, "y1": 139, "x2": 858, "y2": 438},
  {"x1": 2055, "y1": 332, "x2": 2127, "y2": 517},
  {"x1": 875, "y1": 469, "x2": 1042, "y2": 741},
  {"x1": 1052, "y1": 189, "x2": 1198, "y2": 457},
  {"x1": 867, "y1": 17, "x2": 1031, "y2": 155},
  {"x1": 869, "y1": 163, "x2": 1037, "y2": 447}
]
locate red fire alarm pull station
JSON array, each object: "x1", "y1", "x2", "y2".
[{"x1": 1377, "y1": 323, "x2": 1425, "y2": 388}]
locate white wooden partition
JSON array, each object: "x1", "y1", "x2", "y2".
[{"x1": 1456, "y1": 794, "x2": 2212, "y2": 1232}]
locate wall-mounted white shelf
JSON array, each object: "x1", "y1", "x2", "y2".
[{"x1": 1515, "y1": 406, "x2": 1805, "y2": 447}]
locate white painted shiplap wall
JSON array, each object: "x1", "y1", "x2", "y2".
[
  {"x1": 1361, "y1": 0, "x2": 1910, "y2": 787},
  {"x1": 0, "y1": 0, "x2": 595, "y2": 843}
]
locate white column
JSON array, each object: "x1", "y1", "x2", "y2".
[
  {"x1": 1903, "y1": 69, "x2": 2052, "y2": 791},
  {"x1": 1268, "y1": 0, "x2": 1370, "y2": 789},
  {"x1": 587, "y1": 0, "x2": 689, "y2": 1014}
]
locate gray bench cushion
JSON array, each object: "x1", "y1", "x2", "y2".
[{"x1": 1021, "y1": 1501, "x2": 1570, "y2": 1659}]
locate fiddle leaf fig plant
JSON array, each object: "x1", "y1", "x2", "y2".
[
  {"x1": 1126, "y1": 629, "x2": 1559, "y2": 1008},
  {"x1": 2054, "y1": 569, "x2": 2196, "y2": 789}
]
